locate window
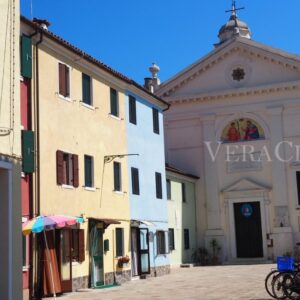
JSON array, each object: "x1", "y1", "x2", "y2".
[
  {"x1": 60, "y1": 229, "x2": 84, "y2": 263},
  {"x1": 184, "y1": 229, "x2": 190, "y2": 250},
  {"x1": 168, "y1": 228, "x2": 175, "y2": 251},
  {"x1": 157, "y1": 231, "x2": 166, "y2": 255},
  {"x1": 297, "y1": 171, "x2": 300, "y2": 205},
  {"x1": 155, "y1": 172, "x2": 162, "y2": 199},
  {"x1": 152, "y1": 108, "x2": 159, "y2": 134},
  {"x1": 59, "y1": 63, "x2": 70, "y2": 98},
  {"x1": 22, "y1": 235, "x2": 27, "y2": 268},
  {"x1": 84, "y1": 155, "x2": 94, "y2": 188},
  {"x1": 114, "y1": 162, "x2": 121, "y2": 191},
  {"x1": 110, "y1": 88, "x2": 119, "y2": 117},
  {"x1": 56, "y1": 150, "x2": 79, "y2": 187},
  {"x1": 166, "y1": 179, "x2": 171, "y2": 200},
  {"x1": 82, "y1": 73, "x2": 92, "y2": 105},
  {"x1": 131, "y1": 167, "x2": 140, "y2": 195},
  {"x1": 182, "y1": 183, "x2": 186, "y2": 203},
  {"x1": 116, "y1": 228, "x2": 124, "y2": 257},
  {"x1": 129, "y1": 95, "x2": 137, "y2": 124}
]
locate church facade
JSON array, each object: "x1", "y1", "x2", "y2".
[{"x1": 156, "y1": 6, "x2": 300, "y2": 262}]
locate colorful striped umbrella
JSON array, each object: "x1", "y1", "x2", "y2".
[
  {"x1": 22, "y1": 215, "x2": 84, "y2": 299},
  {"x1": 22, "y1": 215, "x2": 84, "y2": 235}
]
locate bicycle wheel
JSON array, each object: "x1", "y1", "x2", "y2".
[
  {"x1": 282, "y1": 272, "x2": 300, "y2": 300},
  {"x1": 272, "y1": 272, "x2": 294, "y2": 299},
  {"x1": 265, "y1": 270, "x2": 280, "y2": 299}
]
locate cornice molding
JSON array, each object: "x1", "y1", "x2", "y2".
[
  {"x1": 163, "y1": 80, "x2": 300, "y2": 105},
  {"x1": 157, "y1": 42, "x2": 300, "y2": 98}
]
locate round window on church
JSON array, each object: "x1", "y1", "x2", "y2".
[
  {"x1": 232, "y1": 67, "x2": 245, "y2": 81},
  {"x1": 221, "y1": 118, "x2": 265, "y2": 143}
]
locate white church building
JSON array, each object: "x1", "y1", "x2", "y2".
[{"x1": 155, "y1": 3, "x2": 300, "y2": 263}]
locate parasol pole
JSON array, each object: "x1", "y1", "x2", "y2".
[{"x1": 43, "y1": 230, "x2": 56, "y2": 300}]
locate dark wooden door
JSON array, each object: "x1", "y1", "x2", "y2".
[{"x1": 234, "y1": 202, "x2": 263, "y2": 258}]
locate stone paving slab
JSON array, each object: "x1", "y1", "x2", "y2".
[{"x1": 49, "y1": 264, "x2": 275, "y2": 300}]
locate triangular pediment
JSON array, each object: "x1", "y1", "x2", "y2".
[
  {"x1": 157, "y1": 37, "x2": 300, "y2": 99},
  {"x1": 222, "y1": 178, "x2": 271, "y2": 193}
]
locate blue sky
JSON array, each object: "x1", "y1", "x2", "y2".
[{"x1": 21, "y1": 0, "x2": 300, "y2": 84}]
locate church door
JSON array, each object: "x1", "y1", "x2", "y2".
[{"x1": 234, "y1": 202, "x2": 263, "y2": 258}]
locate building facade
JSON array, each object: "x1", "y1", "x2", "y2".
[
  {"x1": 157, "y1": 6, "x2": 300, "y2": 263},
  {"x1": 21, "y1": 16, "x2": 169, "y2": 297},
  {"x1": 125, "y1": 89, "x2": 170, "y2": 277},
  {"x1": 166, "y1": 165, "x2": 198, "y2": 266},
  {"x1": 0, "y1": 1, "x2": 22, "y2": 299}
]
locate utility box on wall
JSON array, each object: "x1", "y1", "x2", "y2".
[{"x1": 104, "y1": 239, "x2": 109, "y2": 252}]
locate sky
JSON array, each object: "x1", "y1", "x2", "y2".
[{"x1": 21, "y1": 0, "x2": 300, "y2": 85}]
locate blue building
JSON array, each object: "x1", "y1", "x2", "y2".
[{"x1": 126, "y1": 68, "x2": 170, "y2": 277}]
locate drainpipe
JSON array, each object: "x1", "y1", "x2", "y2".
[{"x1": 29, "y1": 28, "x2": 43, "y2": 299}]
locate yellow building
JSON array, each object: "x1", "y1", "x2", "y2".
[
  {"x1": 0, "y1": 1, "x2": 22, "y2": 299},
  {"x1": 20, "y1": 16, "x2": 163, "y2": 297}
]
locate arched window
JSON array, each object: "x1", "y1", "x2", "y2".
[{"x1": 221, "y1": 118, "x2": 265, "y2": 143}]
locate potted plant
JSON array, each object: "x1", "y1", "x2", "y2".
[
  {"x1": 210, "y1": 239, "x2": 221, "y2": 265},
  {"x1": 117, "y1": 255, "x2": 130, "y2": 268}
]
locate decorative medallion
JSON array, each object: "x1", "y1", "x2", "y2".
[
  {"x1": 232, "y1": 67, "x2": 245, "y2": 81},
  {"x1": 241, "y1": 203, "x2": 253, "y2": 218}
]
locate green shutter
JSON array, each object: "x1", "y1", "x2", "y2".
[
  {"x1": 116, "y1": 228, "x2": 124, "y2": 257},
  {"x1": 21, "y1": 36, "x2": 32, "y2": 79},
  {"x1": 82, "y1": 74, "x2": 91, "y2": 105},
  {"x1": 110, "y1": 88, "x2": 119, "y2": 116},
  {"x1": 84, "y1": 155, "x2": 92, "y2": 187},
  {"x1": 22, "y1": 130, "x2": 35, "y2": 173},
  {"x1": 114, "y1": 162, "x2": 121, "y2": 191}
]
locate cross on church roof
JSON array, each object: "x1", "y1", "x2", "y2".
[{"x1": 225, "y1": 0, "x2": 245, "y2": 17}]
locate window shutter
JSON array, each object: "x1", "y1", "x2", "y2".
[
  {"x1": 110, "y1": 88, "x2": 118, "y2": 116},
  {"x1": 131, "y1": 167, "x2": 139, "y2": 195},
  {"x1": 152, "y1": 108, "x2": 159, "y2": 134},
  {"x1": 155, "y1": 172, "x2": 162, "y2": 199},
  {"x1": 114, "y1": 162, "x2": 121, "y2": 191},
  {"x1": 21, "y1": 130, "x2": 35, "y2": 173},
  {"x1": 72, "y1": 154, "x2": 79, "y2": 188},
  {"x1": 129, "y1": 96, "x2": 137, "y2": 124},
  {"x1": 21, "y1": 36, "x2": 32, "y2": 78},
  {"x1": 78, "y1": 229, "x2": 85, "y2": 263},
  {"x1": 56, "y1": 150, "x2": 64, "y2": 185},
  {"x1": 182, "y1": 183, "x2": 186, "y2": 202},
  {"x1": 84, "y1": 155, "x2": 93, "y2": 187},
  {"x1": 59, "y1": 63, "x2": 66, "y2": 97},
  {"x1": 65, "y1": 65, "x2": 70, "y2": 97},
  {"x1": 116, "y1": 228, "x2": 124, "y2": 257},
  {"x1": 165, "y1": 231, "x2": 169, "y2": 254},
  {"x1": 82, "y1": 73, "x2": 91, "y2": 105}
]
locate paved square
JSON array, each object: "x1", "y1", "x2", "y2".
[{"x1": 55, "y1": 264, "x2": 274, "y2": 300}]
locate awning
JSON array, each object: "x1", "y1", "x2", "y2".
[
  {"x1": 131, "y1": 219, "x2": 155, "y2": 227},
  {"x1": 88, "y1": 218, "x2": 121, "y2": 229}
]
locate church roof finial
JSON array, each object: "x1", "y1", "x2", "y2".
[{"x1": 215, "y1": 0, "x2": 251, "y2": 46}]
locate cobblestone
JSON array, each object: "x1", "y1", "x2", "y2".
[{"x1": 53, "y1": 264, "x2": 274, "y2": 300}]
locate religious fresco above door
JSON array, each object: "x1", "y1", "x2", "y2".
[{"x1": 221, "y1": 118, "x2": 265, "y2": 143}]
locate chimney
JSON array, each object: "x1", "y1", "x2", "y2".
[
  {"x1": 144, "y1": 63, "x2": 160, "y2": 93},
  {"x1": 32, "y1": 18, "x2": 51, "y2": 30}
]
